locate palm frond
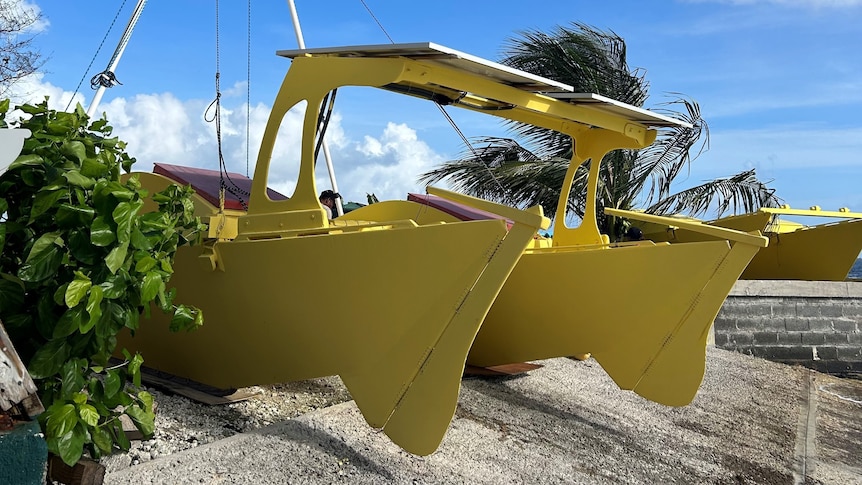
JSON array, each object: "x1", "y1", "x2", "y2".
[{"x1": 645, "y1": 169, "x2": 783, "y2": 218}]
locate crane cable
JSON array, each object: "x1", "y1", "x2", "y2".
[
  {"x1": 246, "y1": 0, "x2": 252, "y2": 178},
  {"x1": 204, "y1": 0, "x2": 250, "y2": 213},
  {"x1": 357, "y1": 0, "x2": 511, "y2": 203},
  {"x1": 66, "y1": 0, "x2": 129, "y2": 112}
]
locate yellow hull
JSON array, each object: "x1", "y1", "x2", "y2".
[
  {"x1": 468, "y1": 239, "x2": 759, "y2": 406},
  {"x1": 739, "y1": 220, "x2": 862, "y2": 280},
  {"x1": 340, "y1": 201, "x2": 765, "y2": 407},
  {"x1": 638, "y1": 211, "x2": 862, "y2": 281},
  {"x1": 120, "y1": 176, "x2": 547, "y2": 457},
  {"x1": 118, "y1": 42, "x2": 747, "y2": 455}
]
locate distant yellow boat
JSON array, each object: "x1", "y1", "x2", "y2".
[
  {"x1": 120, "y1": 42, "x2": 766, "y2": 456},
  {"x1": 633, "y1": 206, "x2": 862, "y2": 281}
]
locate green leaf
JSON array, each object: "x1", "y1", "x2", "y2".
[
  {"x1": 105, "y1": 242, "x2": 129, "y2": 274},
  {"x1": 112, "y1": 199, "x2": 144, "y2": 244},
  {"x1": 128, "y1": 353, "x2": 143, "y2": 388},
  {"x1": 45, "y1": 403, "x2": 77, "y2": 438},
  {"x1": 7, "y1": 153, "x2": 43, "y2": 171},
  {"x1": 19, "y1": 232, "x2": 64, "y2": 282},
  {"x1": 80, "y1": 156, "x2": 109, "y2": 178},
  {"x1": 57, "y1": 425, "x2": 87, "y2": 466},
  {"x1": 77, "y1": 403, "x2": 100, "y2": 427},
  {"x1": 91, "y1": 425, "x2": 113, "y2": 455},
  {"x1": 103, "y1": 369, "x2": 122, "y2": 399},
  {"x1": 28, "y1": 338, "x2": 70, "y2": 379},
  {"x1": 30, "y1": 188, "x2": 67, "y2": 219},
  {"x1": 100, "y1": 272, "x2": 127, "y2": 299},
  {"x1": 60, "y1": 360, "x2": 85, "y2": 399},
  {"x1": 82, "y1": 285, "x2": 103, "y2": 334},
  {"x1": 170, "y1": 304, "x2": 203, "y2": 332},
  {"x1": 111, "y1": 419, "x2": 131, "y2": 451},
  {"x1": 63, "y1": 170, "x2": 96, "y2": 188},
  {"x1": 124, "y1": 307, "x2": 140, "y2": 332},
  {"x1": 140, "y1": 271, "x2": 162, "y2": 302},
  {"x1": 65, "y1": 271, "x2": 92, "y2": 308},
  {"x1": 138, "y1": 391, "x2": 154, "y2": 413},
  {"x1": 55, "y1": 203, "x2": 95, "y2": 228},
  {"x1": 68, "y1": 230, "x2": 100, "y2": 265},
  {"x1": 25, "y1": 231, "x2": 62, "y2": 262},
  {"x1": 130, "y1": 227, "x2": 154, "y2": 250},
  {"x1": 53, "y1": 306, "x2": 84, "y2": 339},
  {"x1": 134, "y1": 255, "x2": 157, "y2": 273},
  {"x1": 90, "y1": 216, "x2": 116, "y2": 247},
  {"x1": 71, "y1": 392, "x2": 88, "y2": 405},
  {"x1": 0, "y1": 276, "x2": 25, "y2": 314},
  {"x1": 125, "y1": 404, "x2": 155, "y2": 437},
  {"x1": 61, "y1": 140, "x2": 87, "y2": 162}
]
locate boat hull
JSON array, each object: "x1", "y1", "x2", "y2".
[
  {"x1": 118, "y1": 215, "x2": 538, "y2": 456},
  {"x1": 468, "y1": 239, "x2": 760, "y2": 406},
  {"x1": 639, "y1": 214, "x2": 862, "y2": 281},
  {"x1": 726, "y1": 219, "x2": 862, "y2": 281}
]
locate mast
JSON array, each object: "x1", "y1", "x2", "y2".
[
  {"x1": 286, "y1": 0, "x2": 344, "y2": 216},
  {"x1": 86, "y1": 0, "x2": 148, "y2": 119}
]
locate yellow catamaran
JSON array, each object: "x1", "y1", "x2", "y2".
[
  {"x1": 122, "y1": 42, "x2": 767, "y2": 456},
  {"x1": 632, "y1": 206, "x2": 862, "y2": 281}
]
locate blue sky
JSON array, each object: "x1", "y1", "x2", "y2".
[{"x1": 7, "y1": 0, "x2": 862, "y2": 218}]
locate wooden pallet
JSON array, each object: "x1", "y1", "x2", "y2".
[
  {"x1": 463, "y1": 362, "x2": 543, "y2": 376},
  {"x1": 139, "y1": 366, "x2": 260, "y2": 405},
  {"x1": 0, "y1": 320, "x2": 44, "y2": 418}
]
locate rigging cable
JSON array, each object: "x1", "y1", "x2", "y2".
[
  {"x1": 205, "y1": 0, "x2": 250, "y2": 210},
  {"x1": 358, "y1": 1, "x2": 511, "y2": 203},
  {"x1": 246, "y1": 0, "x2": 251, "y2": 177},
  {"x1": 66, "y1": 0, "x2": 129, "y2": 112}
]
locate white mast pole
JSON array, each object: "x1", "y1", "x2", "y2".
[
  {"x1": 286, "y1": 0, "x2": 344, "y2": 216},
  {"x1": 86, "y1": 0, "x2": 148, "y2": 119}
]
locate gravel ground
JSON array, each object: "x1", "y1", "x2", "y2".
[
  {"x1": 101, "y1": 348, "x2": 862, "y2": 484},
  {"x1": 100, "y1": 377, "x2": 353, "y2": 474}
]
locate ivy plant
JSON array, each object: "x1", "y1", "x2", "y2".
[{"x1": 0, "y1": 98, "x2": 205, "y2": 466}]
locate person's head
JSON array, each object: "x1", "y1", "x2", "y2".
[
  {"x1": 625, "y1": 226, "x2": 644, "y2": 241},
  {"x1": 319, "y1": 190, "x2": 337, "y2": 208}
]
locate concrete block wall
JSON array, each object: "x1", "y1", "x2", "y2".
[{"x1": 713, "y1": 280, "x2": 862, "y2": 375}]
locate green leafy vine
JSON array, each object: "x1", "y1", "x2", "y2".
[{"x1": 0, "y1": 98, "x2": 205, "y2": 466}]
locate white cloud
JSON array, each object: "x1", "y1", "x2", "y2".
[
  {"x1": 6, "y1": 72, "x2": 82, "y2": 110},
  {"x1": 3, "y1": 1, "x2": 49, "y2": 33},
  {"x1": 327, "y1": 122, "x2": 446, "y2": 203},
  {"x1": 6, "y1": 71, "x2": 446, "y2": 208}
]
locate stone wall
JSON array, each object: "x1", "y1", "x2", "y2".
[{"x1": 713, "y1": 280, "x2": 862, "y2": 375}]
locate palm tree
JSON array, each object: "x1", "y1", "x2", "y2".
[{"x1": 419, "y1": 23, "x2": 781, "y2": 241}]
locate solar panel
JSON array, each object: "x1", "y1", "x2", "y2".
[
  {"x1": 276, "y1": 42, "x2": 574, "y2": 93},
  {"x1": 276, "y1": 42, "x2": 691, "y2": 130}
]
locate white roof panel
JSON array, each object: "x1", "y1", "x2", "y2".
[
  {"x1": 276, "y1": 42, "x2": 691, "y2": 129},
  {"x1": 276, "y1": 42, "x2": 574, "y2": 93}
]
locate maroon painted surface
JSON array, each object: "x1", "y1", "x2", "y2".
[
  {"x1": 153, "y1": 163, "x2": 287, "y2": 210},
  {"x1": 407, "y1": 193, "x2": 513, "y2": 228}
]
